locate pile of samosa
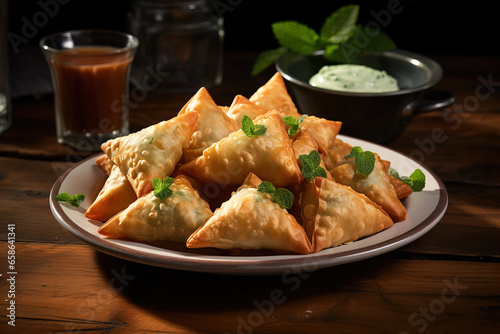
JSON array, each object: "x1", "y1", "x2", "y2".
[{"x1": 86, "y1": 73, "x2": 413, "y2": 255}]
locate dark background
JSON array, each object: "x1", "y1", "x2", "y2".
[
  {"x1": 5, "y1": 0, "x2": 499, "y2": 98},
  {"x1": 7, "y1": 0, "x2": 499, "y2": 56}
]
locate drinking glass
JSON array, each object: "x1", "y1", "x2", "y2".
[{"x1": 40, "y1": 30, "x2": 139, "y2": 151}]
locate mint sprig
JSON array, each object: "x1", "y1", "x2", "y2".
[
  {"x1": 152, "y1": 177, "x2": 174, "y2": 199},
  {"x1": 56, "y1": 193, "x2": 85, "y2": 208},
  {"x1": 299, "y1": 150, "x2": 327, "y2": 181},
  {"x1": 345, "y1": 146, "x2": 375, "y2": 176},
  {"x1": 241, "y1": 115, "x2": 267, "y2": 138},
  {"x1": 251, "y1": 4, "x2": 396, "y2": 76},
  {"x1": 257, "y1": 181, "x2": 294, "y2": 210},
  {"x1": 389, "y1": 168, "x2": 426, "y2": 192},
  {"x1": 283, "y1": 114, "x2": 307, "y2": 137}
]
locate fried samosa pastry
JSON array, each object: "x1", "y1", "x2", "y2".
[
  {"x1": 290, "y1": 127, "x2": 332, "y2": 207},
  {"x1": 321, "y1": 137, "x2": 353, "y2": 171},
  {"x1": 95, "y1": 154, "x2": 115, "y2": 176},
  {"x1": 300, "y1": 116, "x2": 342, "y2": 156},
  {"x1": 329, "y1": 154, "x2": 407, "y2": 222},
  {"x1": 301, "y1": 177, "x2": 394, "y2": 253},
  {"x1": 186, "y1": 173, "x2": 313, "y2": 254},
  {"x1": 225, "y1": 95, "x2": 269, "y2": 124},
  {"x1": 98, "y1": 175, "x2": 213, "y2": 243},
  {"x1": 101, "y1": 111, "x2": 198, "y2": 198},
  {"x1": 390, "y1": 176, "x2": 413, "y2": 199},
  {"x1": 249, "y1": 72, "x2": 301, "y2": 118},
  {"x1": 85, "y1": 165, "x2": 137, "y2": 222},
  {"x1": 178, "y1": 87, "x2": 238, "y2": 163},
  {"x1": 179, "y1": 111, "x2": 302, "y2": 187},
  {"x1": 291, "y1": 127, "x2": 332, "y2": 179}
]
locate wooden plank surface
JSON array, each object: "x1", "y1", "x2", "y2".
[{"x1": 1, "y1": 242, "x2": 499, "y2": 334}]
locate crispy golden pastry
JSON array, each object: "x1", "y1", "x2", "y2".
[
  {"x1": 98, "y1": 175, "x2": 213, "y2": 243},
  {"x1": 249, "y1": 72, "x2": 301, "y2": 118},
  {"x1": 95, "y1": 154, "x2": 115, "y2": 176},
  {"x1": 378, "y1": 156, "x2": 413, "y2": 200},
  {"x1": 300, "y1": 116, "x2": 342, "y2": 155},
  {"x1": 301, "y1": 177, "x2": 394, "y2": 253},
  {"x1": 179, "y1": 111, "x2": 302, "y2": 187},
  {"x1": 85, "y1": 165, "x2": 137, "y2": 222},
  {"x1": 186, "y1": 173, "x2": 313, "y2": 254},
  {"x1": 101, "y1": 112, "x2": 198, "y2": 198},
  {"x1": 329, "y1": 153, "x2": 407, "y2": 222},
  {"x1": 178, "y1": 87, "x2": 238, "y2": 163},
  {"x1": 291, "y1": 127, "x2": 332, "y2": 179},
  {"x1": 389, "y1": 176, "x2": 413, "y2": 199},
  {"x1": 290, "y1": 127, "x2": 332, "y2": 207},
  {"x1": 321, "y1": 138, "x2": 353, "y2": 171},
  {"x1": 225, "y1": 94, "x2": 269, "y2": 124}
]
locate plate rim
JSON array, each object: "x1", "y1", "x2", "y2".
[{"x1": 49, "y1": 135, "x2": 448, "y2": 275}]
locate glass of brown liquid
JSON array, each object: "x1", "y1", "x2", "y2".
[{"x1": 40, "y1": 30, "x2": 139, "y2": 151}]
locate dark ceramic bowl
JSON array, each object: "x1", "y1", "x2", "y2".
[{"x1": 276, "y1": 49, "x2": 455, "y2": 143}]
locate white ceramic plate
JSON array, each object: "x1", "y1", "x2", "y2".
[{"x1": 50, "y1": 135, "x2": 448, "y2": 275}]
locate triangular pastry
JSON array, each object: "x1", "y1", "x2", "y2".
[
  {"x1": 186, "y1": 173, "x2": 313, "y2": 254},
  {"x1": 95, "y1": 154, "x2": 115, "y2": 176},
  {"x1": 178, "y1": 87, "x2": 238, "y2": 163},
  {"x1": 179, "y1": 111, "x2": 302, "y2": 187},
  {"x1": 289, "y1": 127, "x2": 332, "y2": 207},
  {"x1": 329, "y1": 154, "x2": 407, "y2": 222},
  {"x1": 225, "y1": 94, "x2": 269, "y2": 124},
  {"x1": 98, "y1": 175, "x2": 213, "y2": 243},
  {"x1": 85, "y1": 164, "x2": 137, "y2": 222},
  {"x1": 301, "y1": 177, "x2": 394, "y2": 253},
  {"x1": 249, "y1": 72, "x2": 301, "y2": 118},
  {"x1": 101, "y1": 111, "x2": 198, "y2": 198},
  {"x1": 300, "y1": 116, "x2": 342, "y2": 155},
  {"x1": 322, "y1": 138, "x2": 353, "y2": 170}
]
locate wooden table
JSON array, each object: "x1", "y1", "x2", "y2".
[{"x1": 1, "y1": 52, "x2": 499, "y2": 333}]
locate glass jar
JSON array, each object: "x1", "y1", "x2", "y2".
[{"x1": 129, "y1": 0, "x2": 224, "y2": 93}]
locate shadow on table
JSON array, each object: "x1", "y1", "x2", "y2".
[{"x1": 94, "y1": 250, "x2": 398, "y2": 333}]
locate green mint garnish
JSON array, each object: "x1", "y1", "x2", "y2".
[
  {"x1": 299, "y1": 150, "x2": 327, "y2": 181},
  {"x1": 257, "y1": 181, "x2": 294, "y2": 210},
  {"x1": 241, "y1": 115, "x2": 267, "y2": 138},
  {"x1": 251, "y1": 47, "x2": 288, "y2": 76},
  {"x1": 389, "y1": 168, "x2": 426, "y2": 192},
  {"x1": 252, "y1": 4, "x2": 396, "y2": 76},
  {"x1": 345, "y1": 146, "x2": 375, "y2": 176},
  {"x1": 283, "y1": 114, "x2": 308, "y2": 137},
  {"x1": 56, "y1": 193, "x2": 85, "y2": 208},
  {"x1": 320, "y1": 4, "x2": 359, "y2": 44},
  {"x1": 152, "y1": 177, "x2": 174, "y2": 199}
]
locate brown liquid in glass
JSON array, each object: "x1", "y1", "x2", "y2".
[{"x1": 50, "y1": 46, "x2": 132, "y2": 136}]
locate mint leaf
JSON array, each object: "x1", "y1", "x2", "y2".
[
  {"x1": 56, "y1": 192, "x2": 85, "y2": 208},
  {"x1": 257, "y1": 181, "x2": 294, "y2": 210},
  {"x1": 252, "y1": 124, "x2": 267, "y2": 136},
  {"x1": 389, "y1": 167, "x2": 400, "y2": 179},
  {"x1": 251, "y1": 47, "x2": 287, "y2": 76},
  {"x1": 152, "y1": 177, "x2": 174, "y2": 199},
  {"x1": 407, "y1": 169, "x2": 426, "y2": 192},
  {"x1": 272, "y1": 21, "x2": 320, "y2": 55},
  {"x1": 325, "y1": 25, "x2": 396, "y2": 63},
  {"x1": 320, "y1": 4, "x2": 359, "y2": 44},
  {"x1": 345, "y1": 146, "x2": 375, "y2": 176},
  {"x1": 272, "y1": 188, "x2": 294, "y2": 210},
  {"x1": 299, "y1": 150, "x2": 327, "y2": 181},
  {"x1": 283, "y1": 114, "x2": 307, "y2": 137},
  {"x1": 241, "y1": 115, "x2": 267, "y2": 138},
  {"x1": 257, "y1": 181, "x2": 276, "y2": 194},
  {"x1": 389, "y1": 168, "x2": 426, "y2": 192}
]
